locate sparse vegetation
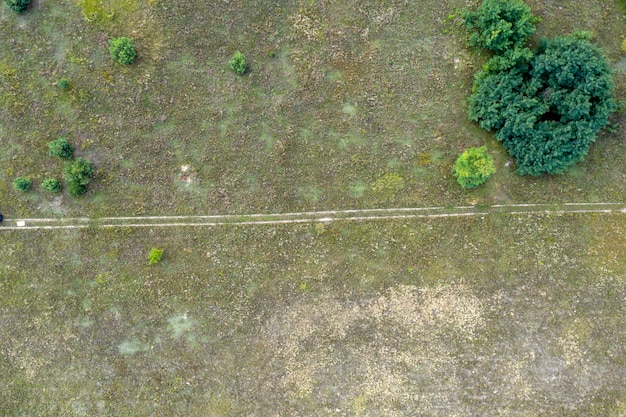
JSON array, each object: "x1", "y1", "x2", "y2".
[
  {"x1": 109, "y1": 37, "x2": 136, "y2": 64},
  {"x1": 230, "y1": 51, "x2": 246, "y2": 75},
  {"x1": 453, "y1": 146, "x2": 496, "y2": 188},
  {"x1": 1, "y1": 0, "x2": 626, "y2": 415},
  {"x1": 48, "y1": 138, "x2": 74, "y2": 160},
  {"x1": 12, "y1": 177, "x2": 31, "y2": 192}
]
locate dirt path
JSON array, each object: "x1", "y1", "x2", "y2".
[{"x1": 1, "y1": 202, "x2": 625, "y2": 231}]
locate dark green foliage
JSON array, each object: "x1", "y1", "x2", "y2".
[
  {"x1": 12, "y1": 177, "x2": 31, "y2": 192},
  {"x1": 453, "y1": 146, "x2": 496, "y2": 188},
  {"x1": 57, "y1": 78, "x2": 70, "y2": 90},
  {"x1": 469, "y1": 35, "x2": 617, "y2": 175},
  {"x1": 148, "y1": 248, "x2": 163, "y2": 265},
  {"x1": 230, "y1": 51, "x2": 246, "y2": 75},
  {"x1": 48, "y1": 138, "x2": 74, "y2": 160},
  {"x1": 42, "y1": 178, "x2": 62, "y2": 193},
  {"x1": 5, "y1": 0, "x2": 30, "y2": 13},
  {"x1": 109, "y1": 37, "x2": 136, "y2": 65},
  {"x1": 64, "y1": 158, "x2": 94, "y2": 196},
  {"x1": 462, "y1": 0, "x2": 539, "y2": 54}
]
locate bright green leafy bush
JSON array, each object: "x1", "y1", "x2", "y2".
[
  {"x1": 148, "y1": 248, "x2": 163, "y2": 265},
  {"x1": 462, "y1": 0, "x2": 539, "y2": 54},
  {"x1": 453, "y1": 146, "x2": 496, "y2": 188},
  {"x1": 230, "y1": 51, "x2": 247, "y2": 75},
  {"x1": 13, "y1": 177, "x2": 32, "y2": 192},
  {"x1": 48, "y1": 138, "x2": 74, "y2": 160},
  {"x1": 109, "y1": 37, "x2": 136, "y2": 64},
  {"x1": 5, "y1": 0, "x2": 30, "y2": 13},
  {"x1": 42, "y1": 178, "x2": 62, "y2": 193},
  {"x1": 64, "y1": 158, "x2": 94, "y2": 196}
]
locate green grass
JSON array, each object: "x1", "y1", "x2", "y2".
[{"x1": 1, "y1": 214, "x2": 625, "y2": 415}]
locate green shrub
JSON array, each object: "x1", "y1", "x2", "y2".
[
  {"x1": 109, "y1": 37, "x2": 137, "y2": 64},
  {"x1": 48, "y1": 138, "x2": 74, "y2": 160},
  {"x1": 468, "y1": 35, "x2": 617, "y2": 175},
  {"x1": 462, "y1": 0, "x2": 539, "y2": 54},
  {"x1": 5, "y1": 0, "x2": 31, "y2": 13},
  {"x1": 13, "y1": 177, "x2": 32, "y2": 192},
  {"x1": 42, "y1": 178, "x2": 62, "y2": 193},
  {"x1": 453, "y1": 146, "x2": 496, "y2": 188},
  {"x1": 64, "y1": 158, "x2": 94, "y2": 196},
  {"x1": 230, "y1": 51, "x2": 247, "y2": 75},
  {"x1": 148, "y1": 248, "x2": 163, "y2": 265},
  {"x1": 57, "y1": 78, "x2": 70, "y2": 90}
]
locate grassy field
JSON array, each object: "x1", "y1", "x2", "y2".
[
  {"x1": 2, "y1": 0, "x2": 626, "y2": 415},
  {"x1": 1, "y1": 0, "x2": 626, "y2": 217},
  {"x1": 1, "y1": 213, "x2": 625, "y2": 416}
]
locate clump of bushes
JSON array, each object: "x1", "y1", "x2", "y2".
[
  {"x1": 230, "y1": 51, "x2": 247, "y2": 75},
  {"x1": 109, "y1": 37, "x2": 137, "y2": 64},
  {"x1": 5, "y1": 0, "x2": 31, "y2": 13},
  {"x1": 42, "y1": 178, "x2": 62, "y2": 193},
  {"x1": 48, "y1": 138, "x2": 74, "y2": 160},
  {"x1": 64, "y1": 157, "x2": 94, "y2": 196},
  {"x1": 148, "y1": 248, "x2": 163, "y2": 265},
  {"x1": 453, "y1": 146, "x2": 496, "y2": 188},
  {"x1": 464, "y1": 0, "x2": 617, "y2": 175},
  {"x1": 13, "y1": 177, "x2": 32, "y2": 192}
]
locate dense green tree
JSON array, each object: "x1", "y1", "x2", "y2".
[
  {"x1": 469, "y1": 34, "x2": 617, "y2": 175},
  {"x1": 453, "y1": 146, "x2": 496, "y2": 188},
  {"x1": 5, "y1": 0, "x2": 31, "y2": 13},
  {"x1": 462, "y1": 0, "x2": 539, "y2": 54}
]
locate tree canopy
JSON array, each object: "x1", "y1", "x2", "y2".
[{"x1": 464, "y1": 0, "x2": 616, "y2": 175}]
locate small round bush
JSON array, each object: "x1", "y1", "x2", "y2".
[
  {"x1": 453, "y1": 146, "x2": 496, "y2": 188},
  {"x1": 42, "y1": 178, "x2": 62, "y2": 193},
  {"x1": 57, "y1": 78, "x2": 70, "y2": 90},
  {"x1": 148, "y1": 248, "x2": 163, "y2": 265},
  {"x1": 109, "y1": 37, "x2": 137, "y2": 65},
  {"x1": 230, "y1": 51, "x2": 247, "y2": 75},
  {"x1": 64, "y1": 158, "x2": 95, "y2": 197},
  {"x1": 5, "y1": 0, "x2": 31, "y2": 13},
  {"x1": 13, "y1": 177, "x2": 32, "y2": 192},
  {"x1": 48, "y1": 137, "x2": 74, "y2": 160}
]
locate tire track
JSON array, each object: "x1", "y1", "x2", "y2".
[{"x1": 1, "y1": 202, "x2": 625, "y2": 231}]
